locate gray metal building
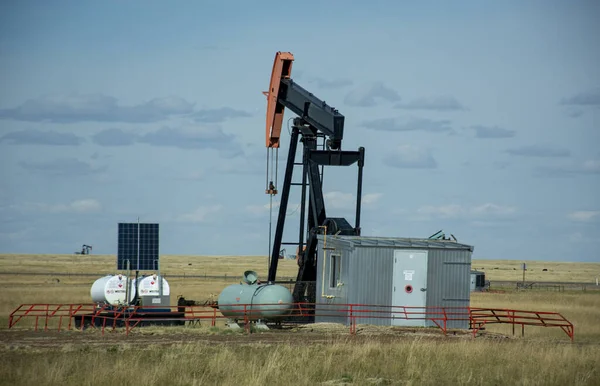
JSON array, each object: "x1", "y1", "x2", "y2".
[
  {"x1": 470, "y1": 270, "x2": 486, "y2": 292},
  {"x1": 314, "y1": 235, "x2": 474, "y2": 329}
]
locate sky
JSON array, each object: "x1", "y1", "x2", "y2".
[{"x1": 0, "y1": 0, "x2": 598, "y2": 262}]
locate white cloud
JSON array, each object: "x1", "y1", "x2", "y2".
[
  {"x1": 177, "y1": 205, "x2": 222, "y2": 223},
  {"x1": 188, "y1": 171, "x2": 205, "y2": 180},
  {"x1": 20, "y1": 158, "x2": 108, "y2": 176},
  {"x1": 246, "y1": 192, "x2": 381, "y2": 217},
  {"x1": 418, "y1": 204, "x2": 463, "y2": 218},
  {"x1": 470, "y1": 220, "x2": 510, "y2": 228},
  {"x1": 138, "y1": 126, "x2": 238, "y2": 153},
  {"x1": 416, "y1": 203, "x2": 517, "y2": 219},
  {"x1": 394, "y1": 95, "x2": 466, "y2": 111},
  {"x1": 0, "y1": 227, "x2": 35, "y2": 241},
  {"x1": 362, "y1": 193, "x2": 383, "y2": 205},
  {"x1": 173, "y1": 170, "x2": 205, "y2": 181},
  {"x1": 69, "y1": 199, "x2": 102, "y2": 213},
  {"x1": 0, "y1": 93, "x2": 195, "y2": 123},
  {"x1": 383, "y1": 144, "x2": 437, "y2": 169},
  {"x1": 324, "y1": 191, "x2": 355, "y2": 209},
  {"x1": 567, "y1": 211, "x2": 600, "y2": 222},
  {"x1": 566, "y1": 232, "x2": 599, "y2": 244},
  {"x1": 470, "y1": 203, "x2": 517, "y2": 216},
  {"x1": 534, "y1": 158, "x2": 600, "y2": 177},
  {"x1": 362, "y1": 117, "x2": 453, "y2": 133},
  {"x1": 246, "y1": 200, "x2": 306, "y2": 217},
  {"x1": 582, "y1": 159, "x2": 600, "y2": 173},
  {"x1": 246, "y1": 201, "x2": 280, "y2": 215},
  {"x1": 15, "y1": 199, "x2": 102, "y2": 214},
  {"x1": 344, "y1": 82, "x2": 401, "y2": 107},
  {"x1": 324, "y1": 191, "x2": 383, "y2": 209}
]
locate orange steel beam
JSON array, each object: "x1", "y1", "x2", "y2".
[{"x1": 264, "y1": 51, "x2": 294, "y2": 148}]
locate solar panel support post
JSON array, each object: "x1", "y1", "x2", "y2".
[
  {"x1": 125, "y1": 259, "x2": 131, "y2": 306},
  {"x1": 135, "y1": 217, "x2": 140, "y2": 304},
  {"x1": 137, "y1": 217, "x2": 140, "y2": 270},
  {"x1": 155, "y1": 258, "x2": 163, "y2": 297}
]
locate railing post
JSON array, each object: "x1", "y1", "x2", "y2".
[
  {"x1": 90, "y1": 306, "x2": 97, "y2": 326},
  {"x1": 442, "y1": 308, "x2": 447, "y2": 335},
  {"x1": 512, "y1": 311, "x2": 515, "y2": 336},
  {"x1": 68, "y1": 305, "x2": 73, "y2": 331},
  {"x1": 473, "y1": 322, "x2": 480, "y2": 338},
  {"x1": 244, "y1": 304, "x2": 250, "y2": 334},
  {"x1": 348, "y1": 304, "x2": 351, "y2": 334},
  {"x1": 44, "y1": 304, "x2": 49, "y2": 332},
  {"x1": 468, "y1": 307, "x2": 472, "y2": 330}
]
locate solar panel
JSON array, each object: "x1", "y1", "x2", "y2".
[{"x1": 117, "y1": 222, "x2": 159, "y2": 271}]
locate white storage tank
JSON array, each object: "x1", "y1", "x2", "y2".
[
  {"x1": 133, "y1": 274, "x2": 170, "y2": 296},
  {"x1": 90, "y1": 274, "x2": 135, "y2": 306}
]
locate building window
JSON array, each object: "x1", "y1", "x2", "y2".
[
  {"x1": 330, "y1": 254, "x2": 340, "y2": 288},
  {"x1": 476, "y1": 274, "x2": 485, "y2": 288}
]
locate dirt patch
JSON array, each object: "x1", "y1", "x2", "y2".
[{"x1": 0, "y1": 323, "x2": 514, "y2": 351}]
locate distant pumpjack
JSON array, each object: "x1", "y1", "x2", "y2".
[{"x1": 75, "y1": 244, "x2": 92, "y2": 255}]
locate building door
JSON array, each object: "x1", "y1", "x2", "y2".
[{"x1": 391, "y1": 250, "x2": 428, "y2": 327}]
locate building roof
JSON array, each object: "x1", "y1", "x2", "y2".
[{"x1": 319, "y1": 235, "x2": 475, "y2": 251}]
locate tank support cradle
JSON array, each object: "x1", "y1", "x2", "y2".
[{"x1": 226, "y1": 319, "x2": 270, "y2": 331}]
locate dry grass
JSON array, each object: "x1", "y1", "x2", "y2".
[
  {"x1": 472, "y1": 259, "x2": 600, "y2": 283},
  {"x1": 2, "y1": 254, "x2": 598, "y2": 282},
  {"x1": 0, "y1": 254, "x2": 599, "y2": 385},
  {"x1": 0, "y1": 253, "x2": 300, "y2": 277},
  {"x1": 0, "y1": 338, "x2": 598, "y2": 386}
]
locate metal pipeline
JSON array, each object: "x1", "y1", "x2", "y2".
[{"x1": 319, "y1": 226, "x2": 335, "y2": 299}]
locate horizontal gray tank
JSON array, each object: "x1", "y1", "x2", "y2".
[{"x1": 217, "y1": 270, "x2": 294, "y2": 321}]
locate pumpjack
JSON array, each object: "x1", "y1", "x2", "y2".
[
  {"x1": 263, "y1": 52, "x2": 365, "y2": 310},
  {"x1": 75, "y1": 244, "x2": 92, "y2": 255}
]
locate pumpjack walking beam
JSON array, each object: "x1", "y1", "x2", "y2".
[{"x1": 263, "y1": 52, "x2": 365, "y2": 305}]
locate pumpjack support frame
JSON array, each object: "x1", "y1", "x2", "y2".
[{"x1": 264, "y1": 52, "x2": 365, "y2": 310}]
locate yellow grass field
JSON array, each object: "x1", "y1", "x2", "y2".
[
  {"x1": 0, "y1": 254, "x2": 599, "y2": 385},
  {"x1": 473, "y1": 259, "x2": 600, "y2": 283}
]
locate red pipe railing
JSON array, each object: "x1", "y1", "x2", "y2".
[
  {"x1": 468, "y1": 307, "x2": 574, "y2": 340},
  {"x1": 6, "y1": 303, "x2": 574, "y2": 341}
]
